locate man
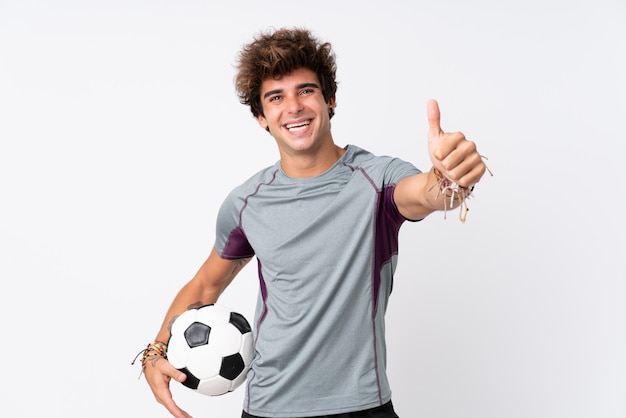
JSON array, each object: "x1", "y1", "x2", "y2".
[{"x1": 140, "y1": 27, "x2": 488, "y2": 418}]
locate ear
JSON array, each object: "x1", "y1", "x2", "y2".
[
  {"x1": 256, "y1": 114, "x2": 268, "y2": 130},
  {"x1": 328, "y1": 95, "x2": 337, "y2": 118},
  {"x1": 328, "y1": 95, "x2": 336, "y2": 109}
]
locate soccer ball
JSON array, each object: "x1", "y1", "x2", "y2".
[{"x1": 166, "y1": 304, "x2": 254, "y2": 396}]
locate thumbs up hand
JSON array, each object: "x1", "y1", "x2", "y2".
[{"x1": 427, "y1": 99, "x2": 486, "y2": 188}]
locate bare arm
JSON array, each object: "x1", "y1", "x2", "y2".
[
  {"x1": 144, "y1": 246, "x2": 252, "y2": 418},
  {"x1": 154, "y1": 246, "x2": 251, "y2": 343},
  {"x1": 394, "y1": 169, "x2": 450, "y2": 220},
  {"x1": 394, "y1": 99, "x2": 487, "y2": 221}
]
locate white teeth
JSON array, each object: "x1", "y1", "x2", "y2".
[{"x1": 285, "y1": 121, "x2": 310, "y2": 129}]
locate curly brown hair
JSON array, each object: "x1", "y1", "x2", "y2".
[{"x1": 235, "y1": 27, "x2": 338, "y2": 119}]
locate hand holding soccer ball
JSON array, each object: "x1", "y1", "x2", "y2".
[{"x1": 166, "y1": 304, "x2": 254, "y2": 396}]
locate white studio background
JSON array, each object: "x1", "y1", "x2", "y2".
[{"x1": 1, "y1": 1, "x2": 624, "y2": 417}]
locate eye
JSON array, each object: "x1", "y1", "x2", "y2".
[
  {"x1": 268, "y1": 95, "x2": 282, "y2": 102},
  {"x1": 299, "y1": 88, "x2": 314, "y2": 96}
]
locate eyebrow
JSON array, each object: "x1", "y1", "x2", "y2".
[{"x1": 262, "y1": 82, "x2": 320, "y2": 99}]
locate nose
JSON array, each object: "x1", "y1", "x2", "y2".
[{"x1": 285, "y1": 94, "x2": 304, "y2": 114}]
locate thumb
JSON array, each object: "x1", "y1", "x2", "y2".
[
  {"x1": 159, "y1": 358, "x2": 187, "y2": 382},
  {"x1": 427, "y1": 99, "x2": 442, "y2": 140},
  {"x1": 170, "y1": 367, "x2": 187, "y2": 383}
]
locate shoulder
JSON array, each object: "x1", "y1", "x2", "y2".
[
  {"x1": 343, "y1": 145, "x2": 421, "y2": 181},
  {"x1": 217, "y1": 164, "x2": 280, "y2": 216},
  {"x1": 342, "y1": 144, "x2": 376, "y2": 166},
  {"x1": 229, "y1": 164, "x2": 280, "y2": 197}
]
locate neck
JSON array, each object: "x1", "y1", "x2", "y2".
[{"x1": 279, "y1": 143, "x2": 346, "y2": 178}]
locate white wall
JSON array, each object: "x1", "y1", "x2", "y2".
[{"x1": 1, "y1": 1, "x2": 624, "y2": 417}]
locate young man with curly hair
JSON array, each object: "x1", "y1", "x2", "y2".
[{"x1": 141, "y1": 27, "x2": 488, "y2": 418}]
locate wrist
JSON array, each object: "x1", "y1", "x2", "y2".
[
  {"x1": 431, "y1": 167, "x2": 474, "y2": 222},
  {"x1": 131, "y1": 340, "x2": 168, "y2": 374},
  {"x1": 142, "y1": 341, "x2": 168, "y2": 363}
]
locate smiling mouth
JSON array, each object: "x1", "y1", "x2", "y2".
[{"x1": 284, "y1": 120, "x2": 311, "y2": 132}]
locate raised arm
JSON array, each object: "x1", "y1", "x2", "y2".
[
  {"x1": 143, "y1": 247, "x2": 252, "y2": 418},
  {"x1": 394, "y1": 99, "x2": 488, "y2": 221}
]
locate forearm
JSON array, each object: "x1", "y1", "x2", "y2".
[
  {"x1": 395, "y1": 168, "x2": 464, "y2": 220},
  {"x1": 153, "y1": 247, "x2": 251, "y2": 343},
  {"x1": 154, "y1": 277, "x2": 224, "y2": 343}
]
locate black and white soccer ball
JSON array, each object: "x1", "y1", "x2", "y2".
[{"x1": 166, "y1": 304, "x2": 254, "y2": 396}]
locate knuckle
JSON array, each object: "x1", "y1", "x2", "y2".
[
  {"x1": 457, "y1": 179, "x2": 471, "y2": 188},
  {"x1": 440, "y1": 159, "x2": 454, "y2": 171},
  {"x1": 479, "y1": 162, "x2": 487, "y2": 175},
  {"x1": 451, "y1": 131, "x2": 466, "y2": 142}
]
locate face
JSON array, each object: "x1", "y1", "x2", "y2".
[{"x1": 256, "y1": 67, "x2": 336, "y2": 157}]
